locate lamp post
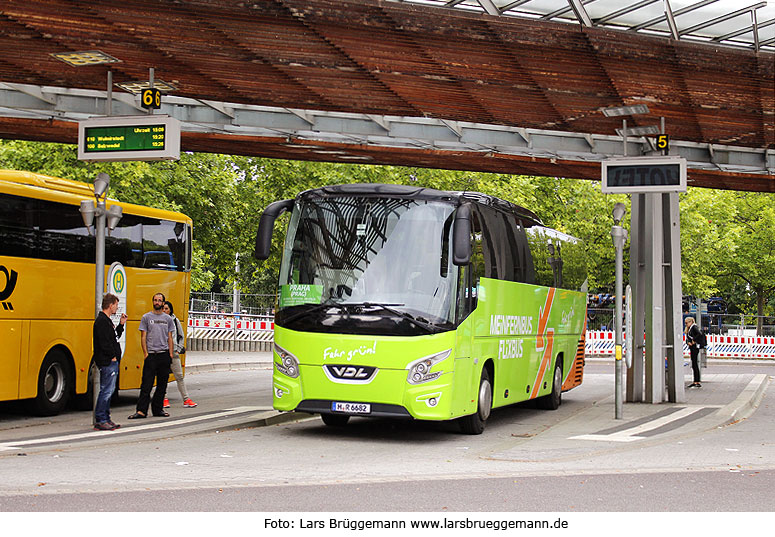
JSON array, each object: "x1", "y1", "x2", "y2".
[
  {"x1": 611, "y1": 202, "x2": 628, "y2": 419},
  {"x1": 80, "y1": 173, "x2": 123, "y2": 316}
]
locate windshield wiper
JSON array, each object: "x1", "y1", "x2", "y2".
[
  {"x1": 342, "y1": 302, "x2": 438, "y2": 333},
  {"x1": 280, "y1": 300, "x2": 349, "y2": 325}
]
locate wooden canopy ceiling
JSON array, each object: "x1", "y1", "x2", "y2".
[{"x1": 0, "y1": 0, "x2": 772, "y2": 190}]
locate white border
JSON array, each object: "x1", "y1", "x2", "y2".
[
  {"x1": 601, "y1": 156, "x2": 687, "y2": 194},
  {"x1": 77, "y1": 115, "x2": 180, "y2": 162}
]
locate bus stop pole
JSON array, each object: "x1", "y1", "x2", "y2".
[
  {"x1": 611, "y1": 203, "x2": 627, "y2": 419},
  {"x1": 94, "y1": 195, "x2": 106, "y2": 317}
]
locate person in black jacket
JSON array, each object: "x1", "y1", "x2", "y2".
[
  {"x1": 685, "y1": 316, "x2": 702, "y2": 388},
  {"x1": 93, "y1": 293, "x2": 127, "y2": 430}
]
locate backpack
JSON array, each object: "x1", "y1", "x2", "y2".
[{"x1": 694, "y1": 326, "x2": 707, "y2": 349}]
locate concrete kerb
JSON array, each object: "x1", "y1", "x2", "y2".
[
  {"x1": 191, "y1": 411, "x2": 314, "y2": 435},
  {"x1": 722, "y1": 374, "x2": 770, "y2": 425},
  {"x1": 185, "y1": 362, "x2": 271, "y2": 373}
]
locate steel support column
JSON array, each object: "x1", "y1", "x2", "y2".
[{"x1": 627, "y1": 192, "x2": 683, "y2": 403}]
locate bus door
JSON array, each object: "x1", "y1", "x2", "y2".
[{"x1": 0, "y1": 320, "x2": 23, "y2": 400}]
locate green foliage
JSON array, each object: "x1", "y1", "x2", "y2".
[
  {"x1": 11, "y1": 139, "x2": 775, "y2": 317},
  {"x1": 681, "y1": 188, "x2": 775, "y2": 317}
]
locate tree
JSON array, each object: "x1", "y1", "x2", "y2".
[
  {"x1": 0, "y1": 140, "x2": 241, "y2": 291},
  {"x1": 680, "y1": 188, "x2": 775, "y2": 330},
  {"x1": 0, "y1": 139, "x2": 633, "y2": 298}
]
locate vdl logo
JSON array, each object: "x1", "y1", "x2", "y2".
[
  {"x1": 0, "y1": 265, "x2": 18, "y2": 311},
  {"x1": 324, "y1": 364, "x2": 377, "y2": 384}
]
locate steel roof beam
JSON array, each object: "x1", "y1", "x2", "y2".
[
  {"x1": 0, "y1": 83, "x2": 769, "y2": 177},
  {"x1": 711, "y1": 17, "x2": 774, "y2": 41},
  {"x1": 542, "y1": 0, "x2": 596, "y2": 24},
  {"x1": 401, "y1": 0, "x2": 774, "y2": 50},
  {"x1": 477, "y1": 0, "x2": 501, "y2": 16},
  {"x1": 679, "y1": 2, "x2": 767, "y2": 36},
  {"x1": 594, "y1": 0, "x2": 661, "y2": 26},
  {"x1": 501, "y1": 1, "x2": 535, "y2": 12},
  {"x1": 664, "y1": 0, "x2": 680, "y2": 40},
  {"x1": 626, "y1": 0, "x2": 719, "y2": 31}
]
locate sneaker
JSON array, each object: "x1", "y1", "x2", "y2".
[
  {"x1": 107, "y1": 420, "x2": 121, "y2": 429},
  {"x1": 163, "y1": 398, "x2": 170, "y2": 408},
  {"x1": 94, "y1": 422, "x2": 116, "y2": 431},
  {"x1": 183, "y1": 398, "x2": 197, "y2": 408}
]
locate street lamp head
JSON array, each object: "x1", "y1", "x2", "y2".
[
  {"x1": 79, "y1": 199, "x2": 96, "y2": 229},
  {"x1": 106, "y1": 204, "x2": 123, "y2": 231},
  {"x1": 612, "y1": 202, "x2": 626, "y2": 224},
  {"x1": 93, "y1": 172, "x2": 111, "y2": 199}
]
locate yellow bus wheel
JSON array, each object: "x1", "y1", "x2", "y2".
[{"x1": 28, "y1": 350, "x2": 72, "y2": 416}]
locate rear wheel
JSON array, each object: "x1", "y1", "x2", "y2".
[
  {"x1": 321, "y1": 413, "x2": 350, "y2": 427},
  {"x1": 459, "y1": 367, "x2": 492, "y2": 435},
  {"x1": 537, "y1": 359, "x2": 562, "y2": 410},
  {"x1": 28, "y1": 350, "x2": 71, "y2": 416}
]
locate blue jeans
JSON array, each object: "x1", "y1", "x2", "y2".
[{"x1": 94, "y1": 360, "x2": 119, "y2": 423}]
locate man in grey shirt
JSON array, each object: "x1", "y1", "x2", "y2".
[{"x1": 128, "y1": 292, "x2": 176, "y2": 419}]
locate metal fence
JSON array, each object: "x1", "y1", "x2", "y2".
[
  {"x1": 587, "y1": 308, "x2": 775, "y2": 337},
  {"x1": 189, "y1": 292, "x2": 275, "y2": 316},
  {"x1": 186, "y1": 311, "x2": 274, "y2": 352}
]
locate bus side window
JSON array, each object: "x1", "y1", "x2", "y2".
[
  {"x1": 470, "y1": 211, "x2": 485, "y2": 292},
  {"x1": 0, "y1": 193, "x2": 36, "y2": 259},
  {"x1": 515, "y1": 219, "x2": 534, "y2": 284},
  {"x1": 525, "y1": 225, "x2": 554, "y2": 288},
  {"x1": 456, "y1": 263, "x2": 478, "y2": 324},
  {"x1": 107, "y1": 213, "x2": 142, "y2": 268}
]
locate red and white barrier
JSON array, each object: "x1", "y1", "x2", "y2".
[
  {"x1": 585, "y1": 330, "x2": 775, "y2": 359},
  {"x1": 188, "y1": 318, "x2": 274, "y2": 331}
]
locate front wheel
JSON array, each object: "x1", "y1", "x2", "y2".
[
  {"x1": 459, "y1": 367, "x2": 492, "y2": 435},
  {"x1": 537, "y1": 360, "x2": 563, "y2": 411},
  {"x1": 27, "y1": 350, "x2": 71, "y2": 416}
]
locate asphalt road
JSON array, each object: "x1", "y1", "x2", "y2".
[{"x1": 0, "y1": 362, "x2": 773, "y2": 516}]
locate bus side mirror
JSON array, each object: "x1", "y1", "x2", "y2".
[
  {"x1": 452, "y1": 203, "x2": 472, "y2": 266},
  {"x1": 254, "y1": 199, "x2": 295, "y2": 260}
]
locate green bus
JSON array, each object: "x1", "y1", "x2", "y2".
[{"x1": 255, "y1": 184, "x2": 587, "y2": 434}]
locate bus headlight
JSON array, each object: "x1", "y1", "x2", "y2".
[
  {"x1": 274, "y1": 343, "x2": 300, "y2": 379},
  {"x1": 407, "y1": 349, "x2": 451, "y2": 385}
]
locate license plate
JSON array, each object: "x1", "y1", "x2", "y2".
[{"x1": 331, "y1": 401, "x2": 371, "y2": 414}]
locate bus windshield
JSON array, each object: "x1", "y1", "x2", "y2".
[{"x1": 277, "y1": 196, "x2": 458, "y2": 334}]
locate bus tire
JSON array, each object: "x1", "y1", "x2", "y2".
[
  {"x1": 459, "y1": 367, "x2": 492, "y2": 435},
  {"x1": 537, "y1": 359, "x2": 562, "y2": 411},
  {"x1": 28, "y1": 349, "x2": 72, "y2": 416},
  {"x1": 321, "y1": 413, "x2": 350, "y2": 427}
]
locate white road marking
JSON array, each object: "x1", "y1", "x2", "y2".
[
  {"x1": 569, "y1": 405, "x2": 721, "y2": 443},
  {"x1": 0, "y1": 406, "x2": 268, "y2": 452}
]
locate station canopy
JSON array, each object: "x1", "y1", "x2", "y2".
[{"x1": 0, "y1": 0, "x2": 772, "y2": 190}]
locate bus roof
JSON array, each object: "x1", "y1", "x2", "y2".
[
  {"x1": 0, "y1": 169, "x2": 191, "y2": 224},
  {"x1": 296, "y1": 183, "x2": 542, "y2": 225}
]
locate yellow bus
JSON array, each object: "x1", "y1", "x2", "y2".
[{"x1": 0, "y1": 169, "x2": 192, "y2": 415}]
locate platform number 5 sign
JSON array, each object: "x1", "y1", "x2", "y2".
[{"x1": 656, "y1": 134, "x2": 669, "y2": 152}]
